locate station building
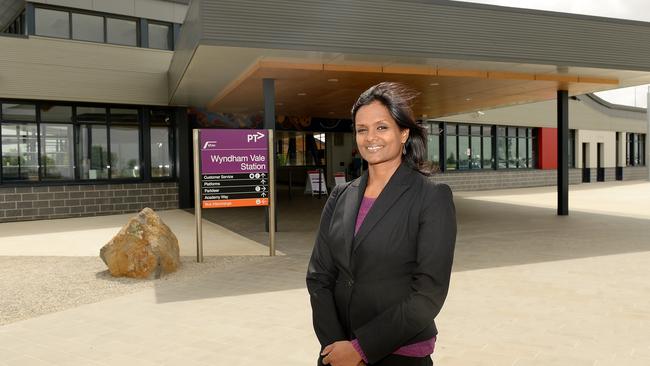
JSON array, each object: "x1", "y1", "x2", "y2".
[{"x1": 0, "y1": 0, "x2": 649, "y2": 223}]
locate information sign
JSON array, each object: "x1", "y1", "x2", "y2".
[{"x1": 200, "y1": 129, "x2": 269, "y2": 208}]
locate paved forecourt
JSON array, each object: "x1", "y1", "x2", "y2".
[{"x1": 1, "y1": 182, "x2": 650, "y2": 365}]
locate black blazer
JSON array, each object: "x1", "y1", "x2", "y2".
[{"x1": 306, "y1": 163, "x2": 456, "y2": 365}]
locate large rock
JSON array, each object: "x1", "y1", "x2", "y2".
[{"x1": 100, "y1": 208, "x2": 180, "y2": 279}]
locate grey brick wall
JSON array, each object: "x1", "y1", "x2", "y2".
[
  {"x1": 0, "y1": 182, "x2": 178, "y2": 223},
  {"x1": 431, "y1": 169, "x2": 583, "y2": 191},
  {"x1": 623, "y1": 166, "x2": 649, "y2": 181},
  {"x1": 604, "y1": 168, "x2": 617, "y2": 182}
]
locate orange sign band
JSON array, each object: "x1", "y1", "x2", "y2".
[{"x1": 202, "y1": 198, "x2": 269, "y2": 208}]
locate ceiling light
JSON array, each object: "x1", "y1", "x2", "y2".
[
  {"x1": 328, "y1": 111, "x2": 335, "y2": 115},
  {"x1": 276, "y1": 102, "x2": 284, "y2": 106},
  {"x1": 429, "y1": 82, "x2": 439, "y2": 86},
  {"x1": 477, "y1": 110, "x2": 485, "y2": 116},
  {"x1": 297, "y1": 92, "x2": 307, "y2": 96},
  {"x1": 327, "y1": 78, "x2": 339, "y2": 82},
  {"x1": 465, "y1": 97, "x2": 472, "y2": 101}
]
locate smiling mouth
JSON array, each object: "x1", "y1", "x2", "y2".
[{"x1": 366, "y1": 145, "x2": 383, "y2": 152}]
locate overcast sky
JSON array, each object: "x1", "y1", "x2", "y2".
[{"x1": 454, "y1": 0, "x2": 650, "y2": 22}]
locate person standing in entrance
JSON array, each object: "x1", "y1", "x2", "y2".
[{"x1": 306, "y1": 82, "x2": 457, "y2": 366}]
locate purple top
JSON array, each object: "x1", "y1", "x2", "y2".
[
  {"x1": 355, "y1": 196, "x2": 377, "y2": 235},
  {"x1": 351, "y1": 196, "x2": 436, "y2": 362}
]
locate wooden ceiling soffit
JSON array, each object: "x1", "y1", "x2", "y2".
[{"x1": 208, "y1": 60, "x2": 619, "y2": 110}]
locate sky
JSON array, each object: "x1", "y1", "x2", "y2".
[
  {"x1": 454, "y1": 0, "x2": 650, "y2": 107},
  {"x1": 454, "y1": 0, "x2": 650, "y2": 22}
]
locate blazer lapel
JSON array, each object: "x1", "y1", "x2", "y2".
[
  {"x1": 342, "y1": 172, "x2": 367, "y2": 268},
  {"x1": 352, "y1": 164, "x2": 413, "y2": 253}
]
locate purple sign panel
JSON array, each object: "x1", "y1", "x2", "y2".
[
  {"x1": 199, "y1": 129, "x2": 270, "y2": 208},
  {"x1": 200, "y1": 129, "x2": 269, "y2": 174}
]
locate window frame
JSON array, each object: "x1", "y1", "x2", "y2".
[{"x1": 1, "y1": 99, "x2": 177, "y2": 186}]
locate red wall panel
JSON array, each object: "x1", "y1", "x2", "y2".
[{"x1": 538, "y1": 128, "x2": 557, "y2": 170}]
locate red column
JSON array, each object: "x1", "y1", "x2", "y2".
[{"x1": 538, "y1": 127, "x2": 558, "y2": 169}]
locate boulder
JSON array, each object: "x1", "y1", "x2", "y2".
[{"x1": 100, "y1": 208, "x2": 180, "y2": 279}]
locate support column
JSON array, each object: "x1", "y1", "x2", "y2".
[
  {"x1": 263, "y1": 79, "x2": 277, "y2": 231},
  {"x1": 263, "y1": 79, "x2": 275, "y2": 130},
  {"x1": 647, "y1": 88, "x2": 650, "y2": 180},
  {"x1": 175, "y1": 107, "x2": 192, "y2": 209},
  {"x1": 557, "y1": 90, "x2": 569, "y2": 216}
]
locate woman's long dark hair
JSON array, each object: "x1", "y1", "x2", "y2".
[{"x1": 351, "y1": 82, "x2": 430, "y2": 175}]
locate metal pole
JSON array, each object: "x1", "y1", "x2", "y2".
[
  {"x1": 318, "y1": 167, "x2": 323, "y2": 199},
  {"x1": 192, "y1": 129, "x2": 204, "y2": 263},
  {"x1": 268, "y1": 129, "x2": 276, "y2": 256},
  {"x1": 557, "y1": 90, "x2": 569, "y2": 216},
  {"x1": 647, "y1": 87, "x2": 650, "y2": 181}
]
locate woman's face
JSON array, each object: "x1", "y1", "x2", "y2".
[{"x1": 354, "y1": 101, "x2": 409, "y2": 167}]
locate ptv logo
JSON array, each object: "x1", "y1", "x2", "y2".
[
  {"x1": 247, "y1": 131, "x2": 265, "y2": 143},
  {"x1": 203, "y1": 141, "x2": 218, "y2": 149}
]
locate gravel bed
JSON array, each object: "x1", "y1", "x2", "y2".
[{"x1": 0, "y1": 255, "x2": 267, "y2": 326}]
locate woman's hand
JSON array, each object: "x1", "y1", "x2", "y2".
[{"x1": 321, "y1": 341, "x2": 364, "y2": 366}]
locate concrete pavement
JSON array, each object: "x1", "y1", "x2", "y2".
[{"x1": 2, "y1": 181, "x2": 650, "y2": 365}]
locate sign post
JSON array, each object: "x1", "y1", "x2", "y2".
[{"x1": 192, "y1": 129, "x2": 276, "y2": 262}]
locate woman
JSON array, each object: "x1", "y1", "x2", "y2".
[{"x1": 306, "y1": 82, "x2": 457, "y2": 366}]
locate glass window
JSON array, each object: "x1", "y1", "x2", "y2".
[
  {"x1": 626, "y1": 133, "x2": 631, "y2": 166},
  {"x1": 148, "y1": 22, "x2": 171, "y2": 50},
  {"x1": 458, "y1": 135, "x2": 470, "y2": 170},
  {"x1": 528, "y1": 137, "x2": 534, "y2": 168},
  {"x1": 568, "y1": 130, "x2": 575, "y2": 168},
  {"x1": 2, "y1": 103, "x2": 35, "y2": 121},
  {"x1": 427, "y1": 134, "x2": 440, "y2": 172},
  {"x1": 106, "y1": 17, "x2": 137, "y2": 46},
  {"x1": 497, "y1": 136, "x2": 507, "y2": 169},
  {"x1": 110, "y1": 125, "x2": 141, "y2": 178},
  {"x1": 470, "y1": 125, "x2": 481, "y2": 136},
  {"x1": 507, "y1": 137, "x2": 517, "y2": 168},
  {"x1": 458, "y1": 125, "x2": 469, "y2": 136},
  {"x1": 72, "y1": 13, "x2": 104, "y2": 43},
  {"x1": 639, "y1": 134, "x2": 646, "y2": 165},
  {"x1": 308, "y1": 133, "x2": 326, "y2": 165},
  {"x1": 445, "y1": 124, "x2": 456, "y2": 135},
  {"x1": 482, "y1": 136, "x2": 492, "y2": 169},
  {"x1": 518, "y1": 127, "x2": 527, "y2": 138},
  {"x1": 35, "y1": 8, "x2": 70, "y2": 39},
  {"x1": 78, "y1": 124, "x2": 108, "y2": 180},
  {"x1": 518, "y1": 137, "x2": 527, "y2": 168},
  {"x1": 445, "y1": 135, "x2": 457, "y2": 171},
  {"x1": 110, "y1": 108, "x2": 138, "y2": 123},
  {"x1": 482, "y1": 126, "x2": 492, "y2": 136},
  {"x1": 470, "y1": 136, "x2": 481, "y2": 169},
  {"x1": 41, "y1": 124, "x2": 74, "y2": 180},
  {"x1": 1, "y1": 123, "x2": 39, "y2": 181},
  {"x1": 277, "y1": 132, "x2": 306, "y2": 166},
  {"x1": 77, "y1": 106, "x2": 106, "y2": 123},
  {"x1": 150, "y1": 110, "x2": 173, "y2": 178},
  {"x1": 426, "y1": 122, "x2": 440, "y2": 172},
  {"x1": 40, "y1": 105, "x2": 72, "y2": 123}
]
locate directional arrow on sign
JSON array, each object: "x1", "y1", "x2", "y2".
[
  {"x1": 261, "y1": 192, "x2": 267, "y2": 197},
  {"x1": 262, "y1": 187, "x2": 267, "y2": 191},
  {"x1": 261, "y1": 173, "x2": 266, "y2": 178},
  {"x1": 260, "y1": 179, "x2": 266, "y2": 184}
]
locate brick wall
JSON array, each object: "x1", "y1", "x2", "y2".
[
  {"x1": 0, "y1": 182, "x2": 178, "y2": 223},
  {"x1": 431, "y1": 169, "x2": 583, "y2": 191},
  {"x1": 623, "y1": 166, "x2": 649, "y2": 181},
  {"x1": 604, "y1": 168, "x2": 617, "y2": 182}
]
